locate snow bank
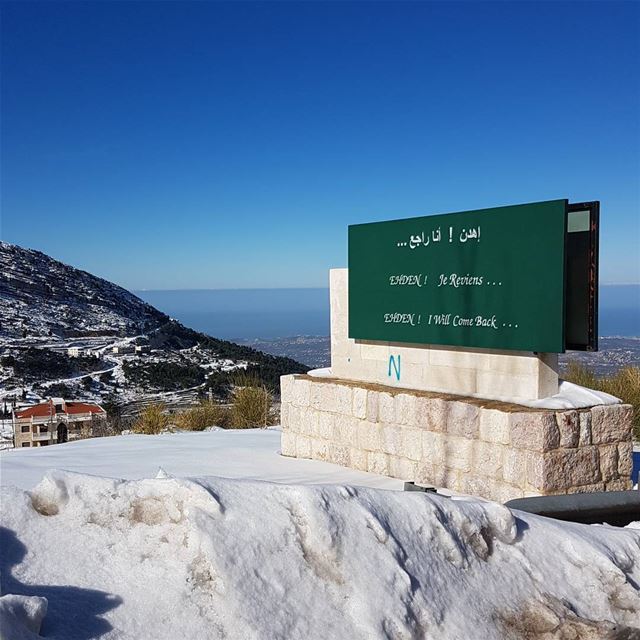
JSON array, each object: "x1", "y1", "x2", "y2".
[{"x1": 2, "y1": 470, "x2": 640, "y2": 639}]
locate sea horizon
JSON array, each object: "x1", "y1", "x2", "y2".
[{"x1": 136, "y1": 284, "x2": 640, "y2": 341}]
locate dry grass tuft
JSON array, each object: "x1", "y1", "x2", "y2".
[
  {"x1": 174, "y1": 401, "x2": 231, "y2": 431},
  {"x1": 132, "y1": 402, "x2": 169, "y2": 435},
  {"x1": 230, "y1": 375, "x2": 275, "y2": 428}
]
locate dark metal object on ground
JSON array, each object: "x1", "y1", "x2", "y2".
[
  {"x1": 403, "y1": 481, "x2": 438, "y2": 494},
  {"x1": 404, "y1": 482, "x2": 639, "y2": 527},
  {"x1": 505, "y1": 491, "x2": 640, "y2": 527}
]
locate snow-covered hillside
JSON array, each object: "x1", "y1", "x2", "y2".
[
  {"x1": 1, "y1": 430, "x2": 639, "y2": 639},
  {"x1": 0, "y1": 242, "x2": 167, "y2": 340},
  {"x1": 0, "y1": 242, "x2": 307, "y2": 413}
]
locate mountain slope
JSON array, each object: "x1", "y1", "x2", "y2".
[
  {"x1": 0, "y1": 241, "x2": 168, "y2": 339},
  {"x1": 0, "y1": 242, "x2": 308, "y2": 408}
]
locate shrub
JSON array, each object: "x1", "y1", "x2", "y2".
[
  {"x1": 0, "y1": 355, "x2": 15, "y2": 367},
  {"x1": 231, "y1": 380, "x2": 274, "y2": 428},
  {"x1": 91, "y1": 417, "x2": 120, "y2": 438},
  {"x1": 100, "y1": 394, "x2": 126, "y2": 435},
  {"x1": 564, "y1": 363, "x2": 640, "y2": 440},
  {"x1": 8, "y1": 348, "x2": 72, "y2": 380},
  {"x1": 205, "y1": 371, "x2": 233, "y2": 400},
  {"x1": 6, "y1": 348, "x2": 106, "y2": 382},
  {"x1": 132, "y1": 402, "x2": 169, "y2": 435},
  {"x1": 564, "y1": 361, "x2": 598, "y2": 390},
  {"x1": 175, "y1": 401, "x2": 231, "y2": 431},
  {"x1": 44, "y1": 383, "x2": 74, "y2": 398}
]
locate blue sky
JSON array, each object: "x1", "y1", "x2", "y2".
[{"x1": 1, "y1": 1, "x2": 639, "y2": 289}]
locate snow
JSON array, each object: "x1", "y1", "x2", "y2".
[
  {"x1": 1, "y1": 430, "x2": 640, "y2": 639},
  {"x1": 471, "y1": 379, "x2": 621, "y2": 409},
  {"x1": 308, "y1": 367, "x2": 332, "y2": 377},
  {"x1": 0, "y1": 428, "x2": 401, "y2": 491},
  {"x1": 0, "y1": 595, "x2": 47, "y2": 640},
  {"x1": 1, "y1": 467, "x2": 639, "y2": 639},
  {"x1": 307, "y1": 369, "x2": 622, "y2": 409},
  {"x1": 527, "y1": 380, "x2": 621, "y2": 409}
]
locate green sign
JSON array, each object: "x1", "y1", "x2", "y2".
[{"x1": 348, "y1": 200, "x2": 568, "y2": 353}]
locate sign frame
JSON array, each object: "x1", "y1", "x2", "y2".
[
  {"x1": 564, "y1": 201, "x2": 599, "y2": 351},
  {"x1": 348, "y1": 200, "x2": 599, "y2": 354}
]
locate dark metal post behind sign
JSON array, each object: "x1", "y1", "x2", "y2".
[{"x1": 565, "y1": 201, "x2": 599, "y2": 351}]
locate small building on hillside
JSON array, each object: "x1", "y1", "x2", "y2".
[
  {"x1": 13, "y1": 398, "x2": 106, "y2": 448},
  {"x1": 112, "y1": 345, "x2": 135, "y2": 355},
  {"x1": 67, "y1": 347, "x2": 99, "y2": 358}
]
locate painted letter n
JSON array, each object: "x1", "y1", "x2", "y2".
[{"x1": 388, "y1": 354, "x2": 401, "y2": 381}]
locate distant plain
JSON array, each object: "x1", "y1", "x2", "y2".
[{"x1": 137, "y1": 286, "x2": 639, "y2": 372}]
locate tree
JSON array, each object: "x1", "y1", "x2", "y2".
[{"x1": 100, "y1": 393, "x2": 126, "y2": 435}]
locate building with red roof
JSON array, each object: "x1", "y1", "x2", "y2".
[{"x1": 13, "y1": 398, "x2": 106, "y2": 448}]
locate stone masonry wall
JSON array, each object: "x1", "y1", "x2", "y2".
[{"x1": 280, "y1": 374, "x2": 634, "y2": 503}]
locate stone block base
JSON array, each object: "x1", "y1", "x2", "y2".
[{"x1": 280, "y1": 374, "x2": 633, "y2": 503}]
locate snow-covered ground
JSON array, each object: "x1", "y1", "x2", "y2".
[
  {"x1": 0, "y1": 428, "x2": 401, "y2": 491},
  {"x1": 1, "y1": 430, "x2": 640, "y2": 639}
]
